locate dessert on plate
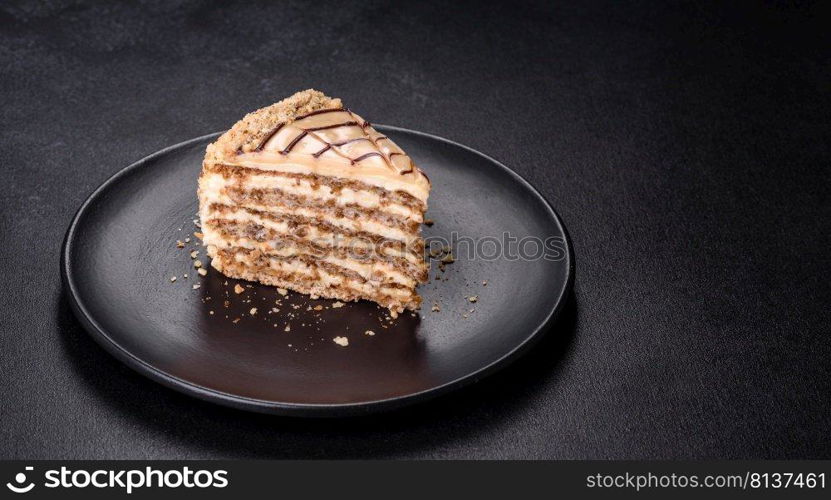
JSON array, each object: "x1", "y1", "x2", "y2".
[{"x1": 198, "y1": 89, "x2": 430, "y2": 313}]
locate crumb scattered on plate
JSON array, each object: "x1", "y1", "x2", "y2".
[{"x1": 333, "y1": 336, "x2": 349, "y2": 347}]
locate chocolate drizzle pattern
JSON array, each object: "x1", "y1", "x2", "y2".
[
  {"x1": 244, "y1": 107, "x2": 417, "y2": 176},
  {"x1": 253, "y1": 123, "x2": 284, "y2": 152},
  {"x1": 312, "y1": 144, "x2": 331, "y2": 158},
  {"x1": 281, "y1": 130, "x2": 308, "y2": 155}
]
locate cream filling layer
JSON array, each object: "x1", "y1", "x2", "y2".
[
  {"x1": 199, "y1": 172, "x2": 420, "y2": 221},
  {"x1": 213, "y1": 152, "x2": 429, "y2": 203},
  {"x1": 201, "y1": 200, "x2": 415, "y2": 245},
  {"x1": 205, "y1": 233, "x2": 417, "y2": 287},
  {"x1": 200, "y1": 213, "x2": 422, "y2": 266},
  {"x1": 211, "y1": 247, "x2": 414, "y2": 300}
]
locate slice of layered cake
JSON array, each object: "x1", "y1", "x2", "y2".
[{"x1": 198, "y1": 89, "x2": 430, "y2": 313}]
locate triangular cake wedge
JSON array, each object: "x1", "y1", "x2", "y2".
[{"x1": 198, "y1": 89, "x2": 430, "y2": 313}]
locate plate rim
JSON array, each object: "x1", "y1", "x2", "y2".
[{"x1": 61, "y1": 126, "x2": 576, "y2": 417}]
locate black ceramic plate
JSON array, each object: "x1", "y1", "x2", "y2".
[{"x1": 62, "y1": 126, "x2": 574, "y2": 417}]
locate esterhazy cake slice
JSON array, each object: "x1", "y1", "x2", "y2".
[{"x1": 198, "y1": 89, "x2": 430, "y2": 313}]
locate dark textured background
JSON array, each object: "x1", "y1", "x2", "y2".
[{"x1": 1, "y1": 0, "x2": 829, "y2": 459}]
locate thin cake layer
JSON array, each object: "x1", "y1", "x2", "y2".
[
  {"x1": 201, "y1": 163, "x2": 425, "y2": 218},
  {"x1": 202, "y1": 196, "x2": 417, "y2": 244},
  {"x1": 204, "y1": 221, "x2": 426, "y2": 285},
  {"x1": 211, "y1": 247, "x2": 421, "y2": 311},
  {"x1": 204, "y1": 218, "x2": 425, "y2": 272},
  {"x1": 202, "y1": 204, "x2": 424, "y2": 255}
]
